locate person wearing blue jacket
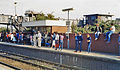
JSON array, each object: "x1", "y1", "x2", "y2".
[
  {"x1": 74, "y1": 33, "x2": 79, "y2": 52},
  {"x1": 118, "y1": 32, "x2": 120, "y2": 56},
  {"x1": 78, "y1": 32, "x2": 83, "y2": 52},
  {"x1": 87, "y1": 34, "x2": 91, "y2": 53}
]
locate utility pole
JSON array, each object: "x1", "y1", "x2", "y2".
[
  {"x1": 62, "y1": 8, "x2": 73, "y2": 49},
  {"x1": 14, "y1": 2, "x2": 17, "y2": 16}
]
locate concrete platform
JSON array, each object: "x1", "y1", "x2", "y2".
[
  {"x1": 0, "y1": 64, "x2": 15, "y2": 70},
  {"x1": 0, "y1": 42, "x2": 120, "y2": 70},
  {"x1": 0, "y1": 42, "x2": 119, "y2": 61}
]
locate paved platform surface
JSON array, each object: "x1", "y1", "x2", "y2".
[
  {"x1": 0, "y1": 42, "x2": 120, "y2": 61},
  {"x1": 0, "y1": 64, "x2": 14, "y2": 70}
]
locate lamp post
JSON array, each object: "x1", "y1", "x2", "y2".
[
  {"x1": 62, "y1": 8, "x2": 73, "y2": 49},
  {"x1": 14, "y1": 2, "x2": 17, "y2": 16},
  {"x1": 8, "y1": 16, "x2": 13, "y2": 33}
]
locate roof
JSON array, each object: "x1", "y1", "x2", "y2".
[
  {"x1": 22, "y1": 20, "x2": 66, "y2": 27},
  {"x1": 0, "y1": 14, "x2": 12, "y2": 16},
  {"x1": 84, "y1": 14, "x2": 113, "y2": 17}
]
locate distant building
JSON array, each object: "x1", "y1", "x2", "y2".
[
  {"x1": 25, "y1": 10, "x2": 40, "y2": 22},
  {"x1": 84, "y1": 14, "x2": 113, "y2": 25},
  {"x1": 115, "y1": 18, "x2": 120, "y2": 25}
]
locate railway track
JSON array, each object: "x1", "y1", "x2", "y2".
[{"x1": 0, "y1": 50, "x2": 86, "y2": 70}]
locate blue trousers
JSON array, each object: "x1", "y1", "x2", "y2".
[
  {"x1": 118, "y1": 44, "x2": 120, "y2": 56},
  {"x1": 88, "y1": 42, "x2": 91, "y2": 53},
  {"x1": 59, "y1": 40, "x2": 63, "y2": 50},
  {"x1": 95, "y1": 31, "x2": 100, "y2": 39},
  {"x1": 79, "y1": 41, "x2": 82, "y2": 52},
  {"x1": 105, "y1": 31, "x2": 113, "y2": 42},
  {"x1": 75, "y1": 40, "x2": 79, "y2": 51}
]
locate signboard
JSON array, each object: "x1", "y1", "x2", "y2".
[
  {"x1": 0, "y1": 15, "x2": 10, "y2": 24},
  {"x1": 66, "y1": 21, "x2": 70, "y2": 26}
]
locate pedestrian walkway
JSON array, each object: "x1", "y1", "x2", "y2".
[{"x1": 0, "y1": 42, "x2": 120, "y2": 62}]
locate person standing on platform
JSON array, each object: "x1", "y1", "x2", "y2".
[
  {"x1": 6, "y1": 32, "x2": 9, "y2": 42},
  {"x1": 11, "y1": 33, "x2": 14, "y2": 43},
  {"x1": 59, "y1": 33, "x2": 64, "y2": 50},
  {"x1": 45, "y1": 31, "x2": 48, "y2": 46},
  {"x1": 87, "y1": 34, "x2": 91, "y2": 53},
  {"x1": 55, "y1": 32, "x2": 59, "y2": 50},
  {"x1": 12, "y1": 33, "x2": 16, "y2": 43},
  {"x1": 104, "y1": 23, "x2": 115, "y2": 43},
  {"x1": 38, "y1": 31, "x2": 42, "y2": 47},
  {"x1": 95, "y1": 24, "x2": 102, "y2": 40},
  {"x1": 118, "y1": 32, "x2": 120, "y2": 56},
  {"x1": 0, "y1": 32, "x2": 2, "y2": 42},
  {"x1": 51, "y1": 32, "x2": 56, "y2": 48},
  {"x1": 33, "y1": 32, "x2": 37, "y2": 47},
  {"x1": 74, "y1": 33, "x2": 79, "y2": 52},
  {"x1": 0, "y1": 32, "x2": 3, "y2": 42},
  {"x1": 16, "y1": 32, "x2": 19, "y2": 43},
  {"x1": 78, "y1": 32, "x2": 83, "y2": 52}
]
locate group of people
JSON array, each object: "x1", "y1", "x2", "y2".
[
  {"x1": 74, "y1": 23, "x2": 119, "y2": 53},
  {"x1": 74, "y1": 32, "x2": 91, "y2": 53},
  {"x1": 51, "y1": 32, "x2": 64, "y2": 50},
  {"x1": 0, "y1": 32, "x2": 24, "y2": 44},
  {"x1": 0, "y1": 23, "x2": 119, "y2": 54},
  {"x1": 29, "y1": 31, "x2": 64, "y2": 50}
]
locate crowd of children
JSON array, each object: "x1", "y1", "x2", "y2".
[{"x1": 0, "y1": 23, "x2": 119, "y2": 54}]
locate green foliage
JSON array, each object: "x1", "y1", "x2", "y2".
[
  {"x1": 0, "y1": 27, "x2": 10, "y2": 32},
  {"x1": 35, "y1": 12, "x2": 58, "y2": 21},
  {"x1": 36, "y1": 13, "x2": 46, "y2": 20},
  {"x1": 71, "y1": 24, "x2": 78, "y2": 33},
  {"x1": 72, "y1": 20, "x2": 120, "y2": 33}
]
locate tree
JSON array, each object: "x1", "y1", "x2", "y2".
[
  {"x1": 36, "y1": 13, "x2": 46, "y2": 20},
  {"x1": 47, "y1": 13, "x2": 55, "y2": 20},
  {"x1": 71, "y1": 23, "x2": 78, "y2": 33}
]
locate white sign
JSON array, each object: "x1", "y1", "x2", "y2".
[{"x1": 0, "y1": 15, "x2": 10, "y2": 23}]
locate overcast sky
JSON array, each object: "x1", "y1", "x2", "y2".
[{"x1": 0, "y1": 0, "x2": 120, "y2": 19}]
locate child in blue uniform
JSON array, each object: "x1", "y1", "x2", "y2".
[
  {"x1": 74, "y1": 33, "x2": 79, "y2": 52},
  {"x1": 78, "y1": 32, "x2": 83, "y2": 52},
  {"x1": 118, "y1": 32, "x2": 120, "y2": 56},
  {"x1": 87, "y1": 34, "x2": 91, "y2": 53}
]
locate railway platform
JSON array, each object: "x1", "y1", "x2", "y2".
[{"x1": 0, "y1": 42, "x2": 120, "y2": 70}]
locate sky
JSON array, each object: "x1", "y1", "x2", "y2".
[{"x1": 0, "y1": 0, "x2": 120, "y2": 19}]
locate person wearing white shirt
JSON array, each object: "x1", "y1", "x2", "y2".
[
  {"x1": 38, "y1": 31, "x2": 42, "y2": 47},
  {"x1": 33, "y1": 32, "x2": 37, "y2": 47},
  {"x1": 55, "y1": 32, "x2": 59, "y2": 50},
  {"x1": 105, "y1": 23, "x2": 115, "y2": 43},
  {"x1": 11, "y1": 33, "x2": 14, "y2": 41}
]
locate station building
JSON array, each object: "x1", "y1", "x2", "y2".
[{"x1": 22, "y1": 20, "x2": 68, "y2": 33}]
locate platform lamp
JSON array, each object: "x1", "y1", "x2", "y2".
[
  {"x1": 14, "y1": 2, "x2": 17, "y2": 16},
  {"x1": 62, "y1": 8, "x2": 73, "y2": 49}
]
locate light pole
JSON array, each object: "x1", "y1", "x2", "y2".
[
  {"x1": 62, "y1": 8, "x2": 73, "y2": 49},
  {"x1": 8, "y1": 16, "x2": 13, "y2": 33},
  {"x1": 14, "y1": 2, "x2": 19, "y2": 32},
  {"x1": 14, "y1": 2, "x2": 17, "y2": 16}
]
